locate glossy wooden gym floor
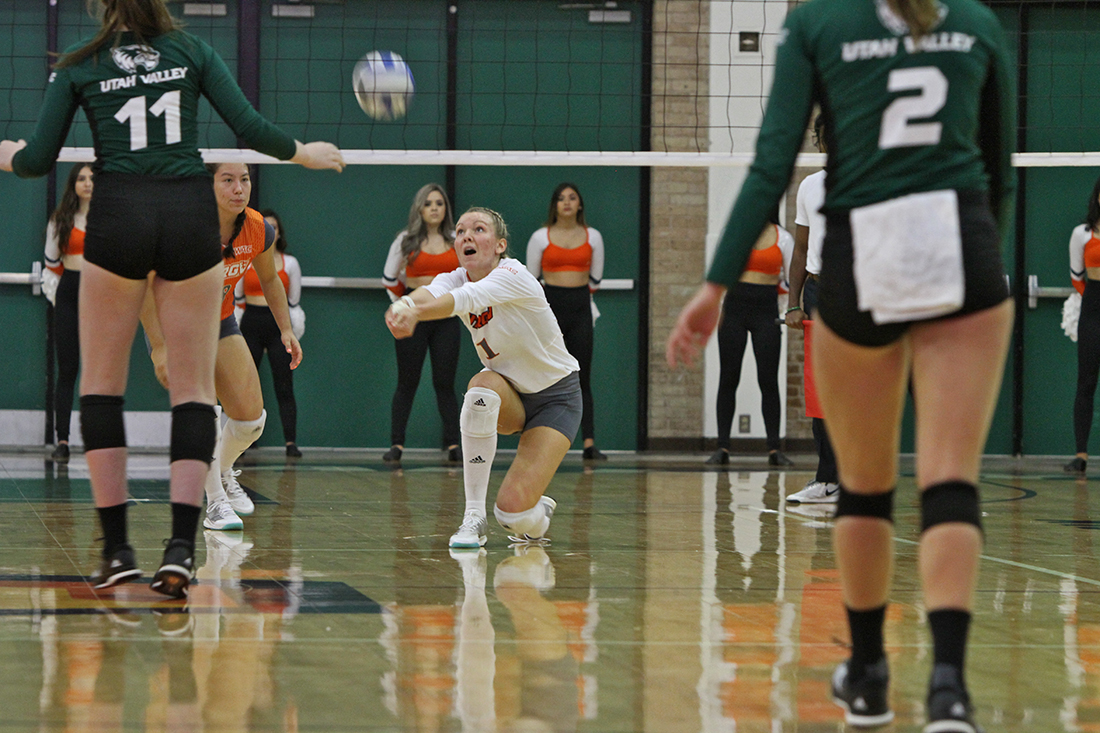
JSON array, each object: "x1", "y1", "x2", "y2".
[{"x1": 0, "y1": 449, "x2": 1092, "y2": 731}]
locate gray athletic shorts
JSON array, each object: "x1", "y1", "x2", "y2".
[
  {"x1": 220, "y1": 313, "x2": 241, "y2": 340},
  {"x1": 518, "y1": 371, "x2": 582, "y2": 441}
]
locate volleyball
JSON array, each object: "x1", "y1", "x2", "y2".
[{"x1": 352, "y1": 51, "x2": 414, "y2": 121}]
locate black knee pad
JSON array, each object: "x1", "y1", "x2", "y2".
[
  {"x1": 920, "y1": 481, "x2": 982, "y2": 533},
  {"x1": 80, "y1": 395, "x2": 126, "y2": 451},
  {"x1": 170, "y1": 402, "x2": 217, "y2": 464},
  {"x1": 835, "y1": 486, "x2": 895, "y2": 523}
]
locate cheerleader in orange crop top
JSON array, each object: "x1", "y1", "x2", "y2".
[
  {"x1": 236, "y1": 209, "x2": 304, "y2": 457},
  {"x1": 525, "y1": 183, "x2": 607, "y2": 459},
  {"x1": 380, "y1": 184, "x2": 462, "y2": 463},
  {"x1": 42, "y1": 164, "x2": 93, "y2": 461},
  {"x1": 1066, "y1": 177, "x2": 1100, "y2": 473},
  {"x1": 710, "y1": 222, "x2": 794, "y2": 466}
]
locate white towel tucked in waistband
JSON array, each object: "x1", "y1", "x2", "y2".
[{"x1": 849, "y1": 189, "x2": 964, "y2": 325}]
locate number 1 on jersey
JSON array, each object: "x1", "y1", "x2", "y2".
[
  {"x1": 115, "y1": 90, "x2": 181, "y2": 151},
  {"x1": 476, "y1": 339, "x2": 499, "y2": 360}
]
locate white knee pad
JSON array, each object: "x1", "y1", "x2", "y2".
[
  {"x1": 461, "y1": 388, "x2": 500, "y2": 438},
  {"x1": 225, "y1": 409, "x2": 267, "y2": 444},
  {"x1": 494, "y1": 496, "x2": 557, "y2": 540}
]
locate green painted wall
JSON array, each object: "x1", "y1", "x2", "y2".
[
  {"x1": 0, "y1": 0, "x2": 643, "y2": 449},
  {"x1": 1017, "y1": 5, "x2": 1100, "y2": 456}
]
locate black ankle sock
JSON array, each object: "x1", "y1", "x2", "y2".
[
  {"x1": 847, "y1": 604, "x2": 887, "y2": 677},
  {"x1": 928, "y1": 608, "x2": 970, "y2": 672},
  {"x1": 170, "y1": 503, "x2": 202, "y2": 544},
  {"x1": 96, "y1": 503, "x2": 129, "y2": 555}
]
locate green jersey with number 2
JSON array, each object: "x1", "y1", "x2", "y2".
[{"x1": 708, "y1": 0, "x2": 1015, "y2": 288}]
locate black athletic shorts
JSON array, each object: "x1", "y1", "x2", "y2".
[
  {"x1": 84, "y1": 173, "x2": 222, "y2": 282},
  {"x1": 817, "y1": 189, "x2": 1009, "y2": 347}
]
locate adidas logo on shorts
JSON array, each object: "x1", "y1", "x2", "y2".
[
  {"x1": 474, "y1": 398, "x2": 486, "y2": 406},
  {"x1": 469, "y1": 455, "x2": 486, "y2": 464}
]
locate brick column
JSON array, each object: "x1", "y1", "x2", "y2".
[{"x1": 648, "y1": 0, "x2": 709, "y2": 449}]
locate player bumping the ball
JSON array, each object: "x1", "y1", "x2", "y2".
[{"x1": 385, "y1": 207, "x2": 581, "y2": 548}]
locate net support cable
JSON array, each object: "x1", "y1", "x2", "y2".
[{"x1": 51, "y1": 149, "x2": 1100, "y2": 167}]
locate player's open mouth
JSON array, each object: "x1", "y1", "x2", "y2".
[{"x1": 463, "y1": 246, "x2": 477, "y2": 256}]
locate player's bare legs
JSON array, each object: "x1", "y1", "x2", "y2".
[
  {"x1": 207, "y1": 333, "x2": 266, "y2": 523},
  {"x1": 910, "y1": 300, "x2": 1012, "y2": 611},
  {"x1": 79, "y1": 262, "x2": 149, "y2": 509},
  {"x1": 813, "y1": 319, "x2": 907, "y2": 612},
  {"x1": 450, "y1": 371, "x2": 570, "y2": 547},
  {"x1": 154, "y1": 265, "x2": 222, "y2": 507},
  {"x1": 495, "y1": 428, "x2": 570, "y2": 513}
]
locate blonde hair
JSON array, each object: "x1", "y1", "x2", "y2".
[
  {"x1": 887, "y1": 0, "x2": 940, "y2": 38},
  {"x1": 463, "y1": 207, "x2": 509, "y2": 242}
]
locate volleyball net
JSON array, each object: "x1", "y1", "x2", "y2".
[{"x1": 0, "y1": 1, "x2": 1094, "y2": 170}]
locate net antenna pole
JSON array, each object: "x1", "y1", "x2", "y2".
[
  {"x1": 1012, "y1": 2, "x2": 1030, "y2": 458},
  {"x1": 44, "y1": 0, "x2": 59, "y2": 449},
  {"x1": 445, "y1": 4, "x2": 458, "y2": 205},
  {"x1": 238, "y1": 0, "x2": 263, "y2": 204},
  {"x1": 637, "y1": 0, "x2": 653, "y2": 451}
]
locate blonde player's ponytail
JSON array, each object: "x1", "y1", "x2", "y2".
[{"x1": 888, "y1": 0, "x2": 940, "y2": 39}]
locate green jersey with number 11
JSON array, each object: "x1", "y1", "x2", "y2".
[
  {"x1": 13, "y1": 30, "x2": 296, "y2": 179},
  {"x1": 708, "y1": 0, "x2": 1015, "y2": 288}
]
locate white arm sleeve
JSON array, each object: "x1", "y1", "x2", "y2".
[
  {"x1": 448, "y1": 260, "x2": 542, "y2": 316},
  {"x1": 284, "y1": 254, "x2": 302, "y2": 307},
  {"x1": 1070, "y1": 224, "x2": 1091, "y2": 284},
  {"x1": 525, "y1": 228, "x2": 548, "y2": 280},
  {"x1": 587, "y1": 227, "x2": 605, "y2": 291},
  {"x1": 382, "y1": 233, "x2": 408, "y2": 299},
  {"x1": 423, "y1": 268, "x2": 470, "y2": 300},
  {"x1": 777, "y1": 225, "x2": 795, "y2": 289},
  {"x1": 44, "y1": 221, "x2": 61, "y2": 268}
]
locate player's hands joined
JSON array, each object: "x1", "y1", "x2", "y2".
[
  {"x1": 0, "y1": 140, "x2": 27, "y2": 172},
  {"x1": 293, "y1": 141, "x2": 345, "y2": 172},
  {"x1": 386, "y1": 295, "x2": 418, "y2": 339},
  {"x1": 666, "y1": 282, "x2": 726, "y2": 369}
]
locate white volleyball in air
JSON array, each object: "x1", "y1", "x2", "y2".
[{"x1": 353, "y1": 50, "x2": 414, "y2": 121}]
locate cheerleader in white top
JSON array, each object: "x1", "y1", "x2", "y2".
[
  {"x1": 386, "y1": 208, "x2": 582, "y2": 548},
  {"x1": 526, "y1": 183, "x2": 606, "y2": 459},
  {"x1": 1065, "y1": 175, "x2": 1100, "y2": 474}
]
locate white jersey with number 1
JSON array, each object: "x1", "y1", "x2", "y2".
[{"x1": 424, "y1": 257, "x2": 579, "y2": 394}]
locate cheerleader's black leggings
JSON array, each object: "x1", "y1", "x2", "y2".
[
  {"x1": 240, "y1": 305, "x2": 297, "y2": 444},
  {"x1": 54, "y1": 270, "x2": 81, "y2": 443},
  {"x1": 544, "y1": 284, "x2": 596, "y2": 442},
  {"x1": 390, "y1": 315, "x2": 461, "y2": 448},
  {"x1": 716, "y1": 282, "x2": 781, "y2": 451},
  {"x1": 1074, "y1": 279, "x2": 1100, "y2": 453}
]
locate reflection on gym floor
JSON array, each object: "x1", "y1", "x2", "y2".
[{"x1": 0, "y1": 451, "x2": 1095, "y2": 731}]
